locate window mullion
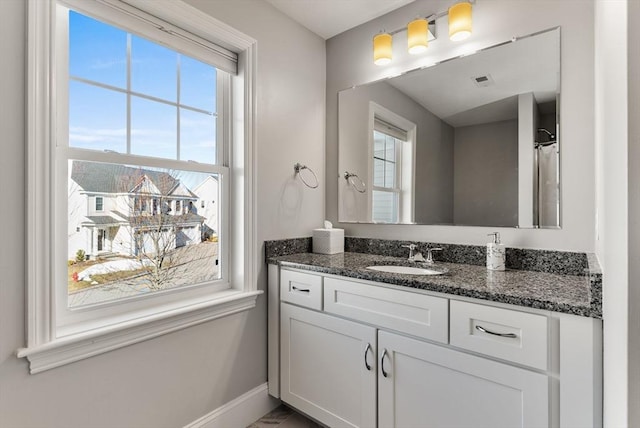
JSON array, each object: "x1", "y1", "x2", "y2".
[
  {"x1": 63, "y1": 147, "x2": 227, "y2": 175},
  {"x1": 70, "y1": 76, "x2": 214, "y2": 115},
  {"x1": 126, "y1": 33, "x2": 132, "y2": 154},
  {"x1": 177, "y1": 54, "x2": 181, "y2": 161}
]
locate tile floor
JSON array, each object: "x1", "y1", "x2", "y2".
[{"x1": 247, "y1": 404, "x2": 323, "y2": 428}]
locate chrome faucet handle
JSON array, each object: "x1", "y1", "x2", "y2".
[
  {"x1": 425, "y1": 247, "x2": 443, "y2": 264},
  {"x1": 401, "y1": 244, "x2": 418, "y2": 260}
]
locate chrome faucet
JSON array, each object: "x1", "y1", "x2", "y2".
[
  {"x1": 402, "y1": 244, "x2": 425, "y2": 262},
  {"x1": 424, "y1": 247, "x2": 443, "y2": 265}
]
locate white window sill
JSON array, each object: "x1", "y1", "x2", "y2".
[{"x1": 17, "y1": 290, "x2": 261, "y2": 373}]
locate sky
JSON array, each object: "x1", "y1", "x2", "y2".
[{"x1": 68, "y1": 10, "x2": 219, "y2": 170}]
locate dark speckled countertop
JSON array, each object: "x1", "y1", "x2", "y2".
[{"x1": 268, "y1": 251, "x2": 602, "y2": 319}]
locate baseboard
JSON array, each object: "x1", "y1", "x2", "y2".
[{"x1": 185, "y1": 383, "x2": 280, "y2": 428}]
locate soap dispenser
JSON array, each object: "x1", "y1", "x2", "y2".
[{"x1": 486, "y1": 232, "x2": 506, "y2": 271}]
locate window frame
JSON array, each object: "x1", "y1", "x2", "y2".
[
  {"x1": 20, "y1": 0, "x2": 259, "y2": 373},
  {"x1": 367, "y1": 102, "x2": 417, "y2": 224}
]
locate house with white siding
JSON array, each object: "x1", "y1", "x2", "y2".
[{"x1": 67, "y1": 160, "x2": 205, "y2": 259}]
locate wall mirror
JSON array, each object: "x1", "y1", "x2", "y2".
[{"x1": 338, "y1": 27, "x2": 560, "y2": 228}]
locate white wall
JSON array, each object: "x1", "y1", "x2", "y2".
[
  {"x1": 0, "y1": 0, "x2": 325, "y2": 426},
  {"x1": 186, "y1": 0, "x2": 326, "y2": 241},
  {"x1": 327, "y1": 0, "x2": 595, "y2": 251},
  {"x1": 594, "y1": 0, "x2": 640, "y2": 426}
]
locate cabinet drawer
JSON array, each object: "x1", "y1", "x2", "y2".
[
  {"x1": 450, "y1": 300, "x2": 548, "y2": 370},
  {"x1": 280, "y1": 269, "x2": 322, "y2": 310},
  {"x1": 324, "y1": 277, "x2": 448, "y2": 343}
]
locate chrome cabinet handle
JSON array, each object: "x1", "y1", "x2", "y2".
[
  {"x1": 380, "y1": 349, "x2": 389, "y2": 378},
  {"x1": 291, "y1": 286, "x2": 310, "y2": 293},
  {"x1": 475, "y1": 325, "x2": 518, "y2": 338},
  {"x1": 364, "y1": 343, "x2": 372, "y2": 371}
]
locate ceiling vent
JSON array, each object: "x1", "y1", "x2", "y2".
[{"x1": 471, "y1": 74, "x2": 494, "y2": 87}]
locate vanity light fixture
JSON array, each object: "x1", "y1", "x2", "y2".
[
  {"x1": 407, "y1": 18, "x2": 429, "y2": 54},
  {"x1": 373, "y1": 1, "x2": 474, "y2": 66},
  {"x1": 373, "y1": 32, "x2": 393, "y2": 65},
  {"x1": 448, "y1": 2, "x2": 473, "y2": 41}
]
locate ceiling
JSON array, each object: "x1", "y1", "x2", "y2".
[
  {"x1": 387, "y1": 29, "x2": 560, "y2": 127},
  {"x1": 265, "y1": 0, "x2": 415, "y2": 39}
]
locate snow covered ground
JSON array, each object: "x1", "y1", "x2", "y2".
[{"x1": 77, "y1": 259, "x2": 151, "y2": 281}]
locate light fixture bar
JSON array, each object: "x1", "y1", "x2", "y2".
[
  {"x1": 387, "y1": 17, "x2": 438, "y2": 37},
  {"x1": 373, "y1": 1, "x2": 475, "y2": 65}
]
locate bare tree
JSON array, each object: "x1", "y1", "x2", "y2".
[
  {"x1": 127, "y1": 172, "x2": 203, "y2": 291},
  {"x1": 68, "y1": 161, "x2": 209, "y2": 294}
]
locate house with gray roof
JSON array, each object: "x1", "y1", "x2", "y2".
[{"x1": 68, "y1": 160, "x2": 205, "y2": 259}]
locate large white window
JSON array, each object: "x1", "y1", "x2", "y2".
[
  {"x1": 58, "y1": 1, "x2": 233, "y2": 320},
  {"x1": 369, "y1": 103, "x2": 416, "y2": 224},
  {"x1": 21, "y1": 0, "x2": 258, "y2": 373}
]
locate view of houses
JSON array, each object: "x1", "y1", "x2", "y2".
[
  {"x1": 67, "y1": 160, "x2": 219, "y2": 302},
  {"x1": 68, "y1": 160, "x2": 219, "y2": 258}
]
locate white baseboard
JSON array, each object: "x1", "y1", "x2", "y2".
[{"x1": 185, "y1": 383, "x2": 280, "y2": 428}]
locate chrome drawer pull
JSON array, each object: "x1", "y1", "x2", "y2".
[
  {"x1": 292, "y1": 286, "x2": 310, "y2": 293},
  {"x1": 475, "y1": 325, "x2": 518, "y2": 338},
  {"x1": 364, "y1": 343, "x2": 372, "y2": 371},
  {"x1": 380, "y1": 349, "x2": 389, "y2": 378}
]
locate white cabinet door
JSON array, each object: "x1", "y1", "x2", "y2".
[
  {"x1": 281, "y1": 303, "x2": 377, "y2": 428},
  {"x1": 378, "y1": 330, "x2": 549, "y2": 428}
]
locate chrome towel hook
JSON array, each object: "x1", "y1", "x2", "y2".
[
  {"x1": 294, "y1": 163, "x2": 319, "y2": 189},
  {"x1": 343, "y1": 171, "x2": 366, "y2": 193}
]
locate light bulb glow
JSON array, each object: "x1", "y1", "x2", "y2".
[
  {"x1": 407, "y1": 18, "x2": 428, "y2": 55},
  {"x1": 449, "y1": 2, "x2": 472, "y2": 41},
  {"x1": 373, "y1": 33, "x2": 392, "y2": 65}
]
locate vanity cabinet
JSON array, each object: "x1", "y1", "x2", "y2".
[
  {"x1": 378, "y1": 330, "x2": 548, "y2": 428},
  {"x1": 269, "y1": 266, "x2": 602, "y2": 428},
  {"x1": 281, "y1": 303, "x2": 377, "y2": 428}
]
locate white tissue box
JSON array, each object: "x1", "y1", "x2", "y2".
[{"x1": 312, "y1": 228, "x2": 344, "y2": 254}]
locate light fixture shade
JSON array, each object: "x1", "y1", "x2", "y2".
[
  {"x1": 407, "y1": 18, "x2": 428, "y2": 54},
  {"x1": 373, "y1": 33, "x2": 392, "y2": 65},
  {"x1": 449, "y1": 2, "x2": 472, "y2": 42}
]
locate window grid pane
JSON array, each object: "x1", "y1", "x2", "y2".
[
  {"x1": 180, "y1": 108, "x2": 217, "y2": 163},
  {"x1": 373, "y1": 131, "x2": 399, "y2": 189},
  {"x1": 67, "y1": 9, "x2": 219, "y2": 163},
  {"x1": 69, "y1": 80, "x2": 127, "y2": 152},
  {"x1": 372, "y1": 190, "x2": 399, "y2": 223},
  {"x1": 180, "y1": 56, "x2": 217, "y2": 112},
  {"x1": 130, "y1": 95, "x2": 178, "y2": 159},
  {"x1": 69, "y1": 11, "x2": 127, "y2": 89},
  {"x1": 131, "y1": 35, "x2": 178, "y2": 102}
]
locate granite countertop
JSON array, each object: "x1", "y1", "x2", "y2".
[{"x1": 268, "y1": 252, "x2": 602, "y2": 319}]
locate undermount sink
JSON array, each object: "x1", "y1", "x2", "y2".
[{"x1": 366, "y1": 265, "x2": 448, "y2": 275}]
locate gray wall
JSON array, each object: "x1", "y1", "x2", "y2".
[
  {"x1": 326, "y1": 0, "x2": 595, "y2": 251},
  {"x1": 338, "y1": 81, "x2": 453, "y2": 224},
  {"x1": 0, "y1": 0, "x2": 325, "y2": 426},
  {"x1": 453, "y1": 120, "x2": 518, "y2": 227},
  {"x1": 628, "y1": 0, "x2": 640, "y2": 424}
]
